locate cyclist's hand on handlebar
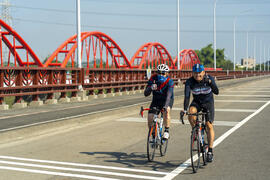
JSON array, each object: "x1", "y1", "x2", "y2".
[
  {"x1": 180, "y1": 110, "x2": 187, "y2": 124},
  {"x1": 180, "y1": 110, "x2": 187, "y2": 116}
]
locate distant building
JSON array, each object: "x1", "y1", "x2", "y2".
[{"x1": 241, "y1": 58, "x2": 255, "y2": 69}]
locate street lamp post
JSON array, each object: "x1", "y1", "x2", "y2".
[
  {"x1": 253, "y1": 36, "x2": 256, "y2": 71},
  {"x1": 264, "y1": 45, "x2": 266, "y2": 71},
  {"x1": 213, "y1": 0, "x2": 218, "y2": 71},
  {"x1": 76, "y1": 0, "x2": 82, "y2": 69},
  {"x1": 233, "y1": 17, "x2": 236, "y2": 71},
  {"x1": 177, "y1": 0, "x2": 180, "y2": 70},
  {"x1": 260, "y1": 40, "x2": 262, "y2": 71},
  {"x1": 267, "y1": 47, "x2": 270, "y2": 71},
  {"x1": 246, "y1": 31, "x2": 249, "y2": 70},
  {"x1": 233, "y1": 9, "x2": 251, "y2": 71}
]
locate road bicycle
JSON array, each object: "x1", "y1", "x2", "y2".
[
  {"x1": 180, "y1": 111, "x2": 209, "y2": 173},
  {"x1": 140, "y1": 106, "x2": 168, "y2": 162}
]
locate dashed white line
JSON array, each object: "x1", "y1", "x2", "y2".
[
  {"x1": 0, "y1": 165, "x2": 119, "y2": 180},
  {"x1": 215, "y1": 100, "x2": 268, "y2": 103},
  {"x1": 117, "y1": 118, "x2": 238, "y2": 127},
  {"x1": 0, "y1": 160, "x2": 160, "y2": 180},
  {"x1": 172, "y1": 107, "x2": 256, "y2": 112},
  {"x1": 219, "y1": 94, "x2": 270, "y2": 97},
  {"x1": 0, "y1": 155, "x2": 167, "y2": 175}
]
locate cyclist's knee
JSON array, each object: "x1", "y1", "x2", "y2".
[
  {"x1": 189, "y1": 106, "x2": 197, "y2": 114},
  {"x1": 206, "y1": 121, "x2": 214, "y2": 130}
]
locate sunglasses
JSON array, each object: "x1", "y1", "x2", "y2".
[{"x1": 158, "y1": 72, "x2": 165, "y2": 75}]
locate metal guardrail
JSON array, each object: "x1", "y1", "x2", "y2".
[{"x1": 0, "y1": 67, "x2": 269, "y2": 105}]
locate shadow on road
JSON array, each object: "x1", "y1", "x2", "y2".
[{"x1": 80, "y1": 151, "x2": 185, "y2": 171}]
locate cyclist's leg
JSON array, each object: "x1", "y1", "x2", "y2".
[
  {"x1": 164, "y1": 99, "x2": 173, "y2": 128},
  {"x1": 148, "y1": 101, "x2": 156, "y2": 128},
  {"x1": 205, "y1": 101, "x2": 215, "y2": 148},
  {"x1": 204, "y1": 101, "x2": 215, "y2": 162},
  {"x1": 148, "y1": 113, "x2": 154, "y2": 128},
  {"x1": 188, "y1": 101, "x2": 200, "y2": 128}
]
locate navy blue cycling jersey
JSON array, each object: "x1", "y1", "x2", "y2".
[
  {"x1": 144, "y1": 74, "x2": 174, "y2": 108},
  {"x1": 184, "y1": 75, "x2": 219, "y2": 111}
]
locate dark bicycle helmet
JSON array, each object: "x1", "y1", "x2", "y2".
[{"x1": 192, "y1": 64, "x2": 205, "y2": 72}]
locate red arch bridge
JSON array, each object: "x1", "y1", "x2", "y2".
[{"x1": 0, "y1": 19, "x2": 269, "y2": 105}]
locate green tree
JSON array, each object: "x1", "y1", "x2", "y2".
[{"x1": 195, "y1": 44, "x2": 233, "y2": 70}]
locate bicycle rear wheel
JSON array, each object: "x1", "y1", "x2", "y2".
[
  {"x1": 190, "y1": 128, "x2": 200, "y2": 173},
  {"x1": 160, "y1": 125, "x2": 168, "y2": 156},
  {"x1": 147, "y1": 124, "x2": 157, "y2": 162}
]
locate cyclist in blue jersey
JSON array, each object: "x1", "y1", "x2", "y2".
[
  {"x1": 181, "y1": 64, "x2": 219, "y2": 162},
  {"x1": 144, "y1": 64, "x2": 174, "y2": 140}
]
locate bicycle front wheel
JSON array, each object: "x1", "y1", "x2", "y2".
[
  {"x1": 160, "y1": 125, "x2": 168, "y2": 156},
  {"x1": 190, "y1": 128, "x2": 200, "y2": 173},
  {"x1": 147, "y1": 125, "x2": 157, "y2": 162},
  {"x1": 201, "y1": 130, "x2": 208, "y2": 166}
]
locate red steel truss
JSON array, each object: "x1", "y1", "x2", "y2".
[
  {"x1": 44, "y1": 31, "x2": 132, "y2": 68},
  {"x1": 0, "y1": 19, "x2": 201, "y2": 70},
  {"x1": 0, "y1": 19, "x2": 43, "y2": 67},
  {"x1": 174, "y1": 49, "x2": 200, "y2": 70},
  {"x1": 130, "y1": 42, "x2": 175, "y2": 69}
]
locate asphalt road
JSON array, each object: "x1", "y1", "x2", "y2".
[{"x1": 0, "y1": 76, "x2": 269, "y2": 180}]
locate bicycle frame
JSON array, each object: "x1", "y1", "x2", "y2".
[{"x1": 141, "y1": 107, "x2": 164, "y2": 144}]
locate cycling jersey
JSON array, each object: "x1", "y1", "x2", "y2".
[
  {"x1": 144, "y1": 74, "x2": 174, "y2": 109},
  {"x1": 184, "y1": 75, "x2": 219, "y2": 111}
]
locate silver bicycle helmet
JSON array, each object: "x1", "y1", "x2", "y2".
[{"x1": 157, "y1": 64, "x2": 169, "y2": 73}]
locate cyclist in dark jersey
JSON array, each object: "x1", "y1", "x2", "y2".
[
  {"x1": 181, "y1": 64, "x2": 219, "y2": 162},
  {"x1": 144, "y1": 64, "x2": 174, "y2": 139}
]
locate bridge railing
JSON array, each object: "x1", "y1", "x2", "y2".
[
  {"x1": 0, "y1": 67, "x2": 81, "y2": 104},
  {"x1": 0, "y1": 67, "x2": 269, "y2": 105}
]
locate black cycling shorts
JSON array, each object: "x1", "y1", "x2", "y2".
[
  {"x1": 149, "y1": 98, "x2": 174, "y2": 114},
  {"x1": 189, "y1": 100, "x2": 215, "y2": 123}
]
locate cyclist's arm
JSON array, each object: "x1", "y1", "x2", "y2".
[
  {"x1": 209, "y1": 76, "x2": 219, "y2": 95},
  {"x1": 144, "y1": 86, "x2": 152, "y2": 97},
  {"x1": 164, "y1": 80, "x2": 174, "y2": 109},
  {"x1": 184, "y1": 79, "x2": 191, "y2": 111},
  {"x1": 144, "y1": 74, "x2": 157, "y2": 97}
]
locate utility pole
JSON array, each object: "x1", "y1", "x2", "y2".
[
  {"x1": 177, "y1": 0, "x2": 180, "y2": 70},
  {"x1": 213, "y1": 0, "x2": 218, "y2": 71}
]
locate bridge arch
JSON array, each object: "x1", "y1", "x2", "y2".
[
  {"x1": 130, "y1": 42, "x2": 175, "y2": 69},
  {"x1": 0, "y1": 19, "x2": 43, "y2": 67},
  {"x1": 44, "y1": 31, "x2": 131, "y2": 68},
  {"x1": 174, "y1": 49, "x2": 200, "y2": 70}
]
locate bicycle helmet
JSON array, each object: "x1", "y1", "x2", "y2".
[
  {"x1": 192, "y1": 64, "x2": 205, "y2": 72},
  {"x1": 157, "y1": 64, "x2": 169, "y2": 73}
]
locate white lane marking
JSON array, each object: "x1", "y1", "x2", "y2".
[
  {"x1": 172, "y1": 108, "x2": 256, "y2": 112},
  {"x1": 237, "y1": 87, "x2": 270, "y2": 88},
  {"x1": 0, "y1": 165, "x2": 119, "y2": 180},
  {"x1": 0, "y1": 160, "x2": 160, "y2": 180},
  {"x1": 215, "y1": 100, "x2": 268, "y2": 103},
  {"x1": 162, "y1": 100, "x2": 270, "y2": 180},
  {"x1": 219, "y1": 94, "x2": 270, "y2": 97},
  {"x1": 224, "y1": 91, "x2": 270, "y2": 92},
  {"x1": 117, "y1": 118, "x2": 238, "y2": 127},
  {"x1": 0, "y1": 102, "x2": 149, "y2": 133},
  {"x1": 0, "y1": 155, "x2": 167, "y2": 175}
]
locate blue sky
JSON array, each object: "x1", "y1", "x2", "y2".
[{"x1": 6, "y1": 0, "x2": 270, "y2": 65}]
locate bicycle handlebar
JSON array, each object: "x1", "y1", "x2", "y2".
[
  {"x1": 140, "y1": 106, "x2": 164, "y2": 117},
  {"x1": 180, "y1": 111, "x2": 208, "y2": 125}
]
